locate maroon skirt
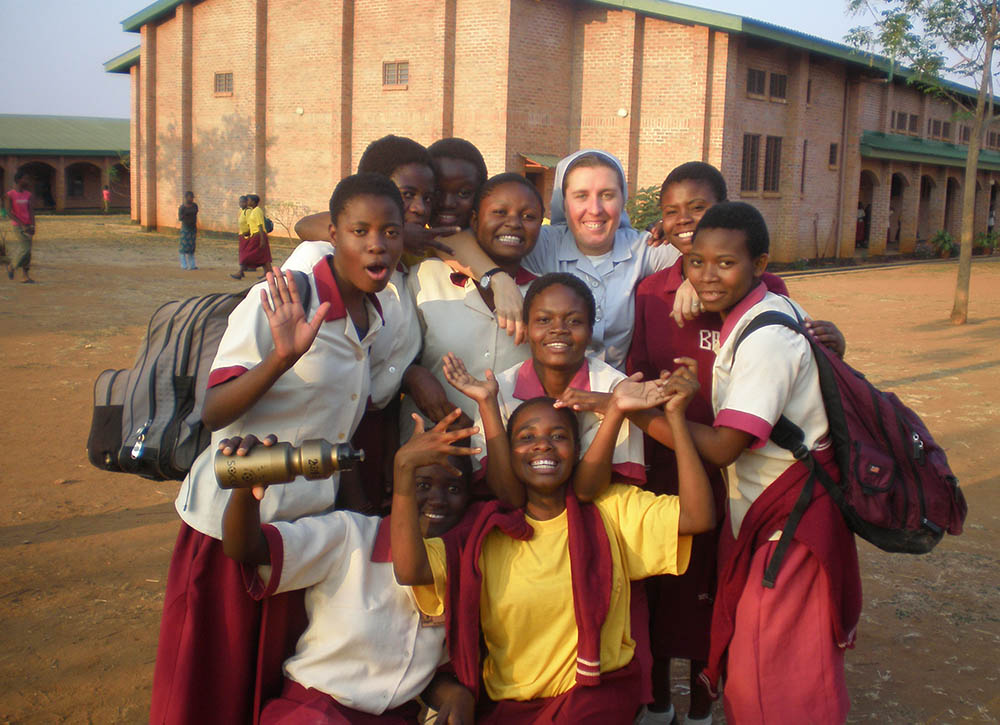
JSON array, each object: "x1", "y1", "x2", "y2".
[
  {"x1": 149, "y1": 522, "x2": 306, "y2": 725},
  {"x1": 477, "y1": 657, "x2": 642, "y2": 725},
  {"x1": 239, "y1": 231, "x2": 273, "y2": 268},
  {"x1": 260, "y1": 678, "x2": 421, "y2": 724}
]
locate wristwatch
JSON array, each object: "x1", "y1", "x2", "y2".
[{"x1": 479, "y1": 267, "x2": 504, "y2": 290}]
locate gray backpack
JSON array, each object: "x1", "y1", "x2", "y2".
[{"x1": 86, "y1": 274, "x2": 309, "y2": 481}]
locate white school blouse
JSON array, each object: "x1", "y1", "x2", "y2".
[
  {"x1": 402, "y1": 257, "x2": 535, "y2": 428},
  {"x1": 252, "y1": 512, "x2": 446, "y2": 714},
  {"x1": 711, "y1": 284, "x2": 830, "y2": 538},
  {"x1": 281, "y1": 241, "x2": 421, "y2": 409},
  {"x1": 175, "y1": 256, "x2": 382, "y2": 539},
  {"x1": 522, "y1": 226, "x2": 681, "y2": 370}
]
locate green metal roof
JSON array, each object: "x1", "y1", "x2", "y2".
[
  {"x1": 122, "y1": 0, "x2": 183, "y2": 32},
  {"x1": 0, "y1": 115, "x2": 129, "y2": 157},
  {"x1": 521, "y1": 153, "x2": 561, "y2": 169},
  {"x1": 104, "y1": 46, "x2": 140, "y2": 74},
  {"x1": 860, "y1": 130, "x2": 1000, "y2": 172}
]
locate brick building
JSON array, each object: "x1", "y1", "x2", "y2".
[
  {"x1": 107, "y1": 0, "x2": 999, "y2": 262},
  {"x1": 0, "y1": 114, "x2": 130, "y2": 211}
]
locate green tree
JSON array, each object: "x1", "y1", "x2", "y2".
[{"x1": 846, "y1": 0, "x2": 999, "y2": 324}]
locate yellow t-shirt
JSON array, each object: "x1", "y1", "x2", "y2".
[
  {"x1": 238, "y1": 208, "x2": 251, "y2": 235},
  {"x1": 248, "y1": 206, "x2": 266, "y2": 235},
  {"x1": 417, "y1": 484, "x2": 692, "y2": 702}
]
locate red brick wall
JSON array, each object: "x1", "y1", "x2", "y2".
[{"x1": 154, "y1": 12, "x2": 183, "y2": 229}]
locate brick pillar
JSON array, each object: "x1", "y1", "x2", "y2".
[
  {"x1": 441, "y1": 0, "x2": 456, "y2": 139},
  {"x1": 775, "y1": 50, "x2": 809, "y2": 262},
  {"x1": 54, "y1": 156, "x2": 66, "y2": 212},
  {"x1": 868, "y1": 162, "x2": 891, "y2": 255},
  {"x1": 334, "y1": 0, "x2": 354, "y2": 182},
  {"x1": 140, "y1": 23, "x2": 157, "y2": 230},
  {"x1": 179, "y1": 2, "x2": 193, "y2": 196},
  {"x1": 896, "y1": 166, "x2": 919, "y2": 253},
  {"x1": 130, "y1": 65, "x2": 140, "y2": 222},
  {"x1": 837, "y1": 79, "x2": 863, "y2": 258},
  {"x1": 253, "y1": 0, "x2": 268, "y2": 201}
]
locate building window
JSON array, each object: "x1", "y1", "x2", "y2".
[
  {"x1": 741, "y1": 134, "x2": 761, "y2": 192},
  {"x1": 214, "y1": 72, "x2": 233, "y2": 95},
  {"x1": 769, "y1": 73, "x2": 788, "y2": 100},
  {"x1": 747, "y1": 68, "x2": 766, "y2": 96},
  {"x1": 806, "y1": 79, "x2": 812, "y2": 104},
  {"x1": 828, "y1": 142, "x2": 839, "y2": 168},
  {"x1": 383, "y1": 61, "x2": 409, "y2": 88},
  {"x1": 942, "y1": 121, "x2": 951, "y2": 140},
  {"x1": 960, "y1": 125, "x2": 971, "y2": 144},
  {"x1": 908, "y1": 113, "x2": 918, "y2": 133},
  {"x1": 764, "y1": 136, "x2": 782, "y2": 192},
  {"x1": 930, "y1": 119, "x2": 942, "y2": 138}
]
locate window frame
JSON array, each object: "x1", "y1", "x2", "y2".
[
  {"x1": 769, "y1": 72, "x2": 788, "y2": 101},
  {"x1": 213, "y1": 71, "x2": 233, "y2": 96},
  {"x1": 746, "y1": 68, "x2": 766, "y2": 97},
  {"x1": 382, "y1": 60, "x2": 409, "y2": 89},
  {"x1": 741, "y1": 133, "x2": 761, "y2": 193},
  {"x1": 763, "y1": 135, "x2": 783, "y2": 194}
]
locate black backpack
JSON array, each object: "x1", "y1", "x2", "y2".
[
  {"x1": 86, "y1": 273, "x2": 310, "y2": 481},
  {"x1": 733, "y1": 310, "x2": 967, "y2": 587}
]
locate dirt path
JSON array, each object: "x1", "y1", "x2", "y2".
[{"x1": 0, "y1": 215, "x2": 996, "y2": 723}]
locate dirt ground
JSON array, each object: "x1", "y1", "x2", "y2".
[{"x1": 0, "y1": 214, "x2": 996, "y2": 724}]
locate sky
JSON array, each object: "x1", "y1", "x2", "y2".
[{"x1": 0, "y1": 0, "x2": 902, "y2": 120}]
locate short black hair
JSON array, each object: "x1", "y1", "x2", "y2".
[
  {"x1": 561, "y1": 152, "x2": 624, "y2": 196},
  {"x1": 473, "y1": 172, "x2": 544, "y2": 214},
  {"x1": 247, "y1": 194, "x2": 260, "y2": 204},
  {"x1": 14, "y1": 169, "x2": 28, "y2": 182},
  {"x1": 238, "y1": 195, "x2": 248, "y2": 203},
  {"x1": 428, "y1": 137, "x2": 488, "y2": 186},
  {"x1": 660, "y1": 161, "x2": 727, "y2": 205},
  {"x1": 522, "y1": 272, "x2": 596, "y2": 329},
  {"x1": 506, "y1": 397, "x2": 581, "y2": 452},
  {"x1": 694, "y1": 201, "x2": 770, "y2": 258},
  {"x1": 357, "y1": 135, "x2": 433, "y2": 179},
  {"x1": 328, "y1": 172, "x2": 405, "y2": 225}
]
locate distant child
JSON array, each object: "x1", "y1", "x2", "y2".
[
  {"x1": 177, "y1": 191, "x2": 198, "y2": 270},
  {"x1": 391, "y1": 367, "x2": 714, "y2": 723},
  {"x1": 641, "y1": 202, "x2": 861, "y2": 724},
  {"x1": 4, "y1": 169, "x2": 35, "y2": 283},
  {"x1": 102, "y1": 184, "x2": 111, "y2": 213},
  {"x1": 233, "y1": 194, "x2": 271, "y2": 279},
  {"x1": 149, "y1": 174, "x2": 405, "y2": 725},
  {"x1": 220, "y1": 412, "x2": 477, "y2": 723}
]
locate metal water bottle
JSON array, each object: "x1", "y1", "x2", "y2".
[{"x1": 215, "y1": 439, "x2": 365, "y2": 489}]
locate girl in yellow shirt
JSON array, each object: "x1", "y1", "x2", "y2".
[{"x1": 391, "y1": 359, "x2": 715, "y2": 723}]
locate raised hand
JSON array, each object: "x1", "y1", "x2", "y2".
[
  {"x1": 554, "y1": 387, "x2": 612, "y2": 414},
  {"x1": 441, "y1": 352, "x2": 499, "y2": 405},
  {"x1": 260, "y1": 268, "x2": 331, "y2": 366},
  {"x1": 395, "y1": 411, "x2": 480, "y2": 478},
  {"x1": 611, "y1": 372, "x2": 671, "y2": 412}
]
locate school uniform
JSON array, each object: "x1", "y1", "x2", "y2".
[
  {"x1": 241, "y1": 205, "x2": 272, "y2": 268},
  {"x1": 627, "y1": 262, "x2": 787, "y2": 661},
  {"x1": 415, "y1": 484, "x2": 692, "y2": 722},
  {"x1": 476, "y1": 356, "x2": 646, "y2": 485},
  {"x1": 151, "y1": 256, "x2": 384, "y2": 725},
  {"x1": 522, "y1": 149, "x2": 682, "y2": 370},
  {"x1": 402, "y1": 257, "x2": 535, "y2": 429},
  {"x1": 701, "y1": 283, "x2": 861, "y2": 725},
  {"x1": 250, "y1": 512, "x2": 446, "y2": 723},
  {"x1": 282, "y1": 241, "x2": 422, "y2": 511}
]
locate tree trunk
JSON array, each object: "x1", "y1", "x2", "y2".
[{"x1": 950, "y1": 19, "x2": 995, "y2": 325}]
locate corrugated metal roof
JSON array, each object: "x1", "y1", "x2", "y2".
[
  {"x1": 0, "y1": 115, "x2": 129, "y2": 156},
  {"x1": 860, "y1": 131, "x2": 1000, "y2": 172},
  {"x1": 521, "y1": 153, "x2": 561, "y2": 169},
  {"x1": 104, "y1": 46, "x2": 140, "y2": 74}
]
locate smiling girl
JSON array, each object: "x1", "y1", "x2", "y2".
[
  {"x1": 390, "y1": 364, "x2": 714, "y2": 723},
  {"x1": 401, "y1": 173, "x2": 543, "y2": 437}
]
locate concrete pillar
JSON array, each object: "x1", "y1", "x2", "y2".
[{"x1": 140, "y1": 23, "x2": 157, "y2": 230}]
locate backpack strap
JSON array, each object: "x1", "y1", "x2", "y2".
[
  {"x1": 733, "y1": 309, "x2": 817, "y2": 587},
  {"x1": 287, "y1": 269, "x2": 313, "y2": 315}
]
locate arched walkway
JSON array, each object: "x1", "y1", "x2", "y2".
[
  {"x1": 65, "y1": 161, "x2": 103, "y2": 209},
  {"x1": 856, "y1": 170, "x2": 878, "y2": 249},
  {"x1": 109, "y1": 162, "x2": 130, "y2": 209},
  {"x1": 17, "y1": 162, "x2": 57, "y2": 209},
  {"x1": 917, "y1": 175, "x2": 936, "y2": 240},
  {"x1": 944, "y1": 176, "x2": 961, "y2": 238},
  {"x1": 888, "y1": 173, "x2": 907, "y2": 249}
]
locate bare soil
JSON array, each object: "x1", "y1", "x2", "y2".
[{"x1": 0, "y1": 215, "x2": 996, "y2": 723}]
